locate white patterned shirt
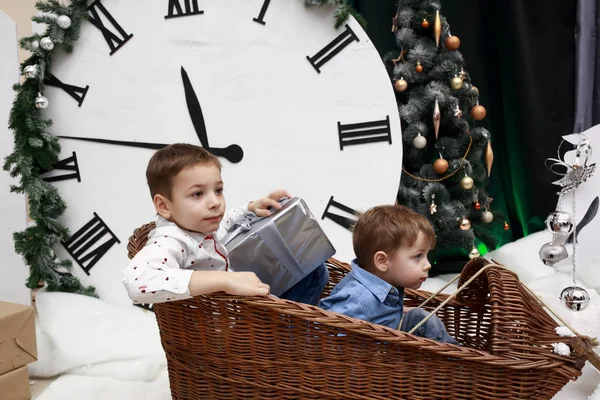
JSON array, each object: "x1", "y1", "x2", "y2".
[{"x1": 122, "y1": 204, "x2": 250, "y2": 304}]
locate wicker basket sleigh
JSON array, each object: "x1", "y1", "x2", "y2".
[{"x1": 127, "y1": 222, "x2": 593, "y2": 400}]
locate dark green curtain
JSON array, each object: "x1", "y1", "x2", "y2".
[{"x1": 353, "y1": 0, "x2": 577, "y2": 244}]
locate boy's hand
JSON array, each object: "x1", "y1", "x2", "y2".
[
  {"x1": 248, "y1": 189, "x2": 292, "y2": 217},
  {"x1": 226, "y1": 272, "x2": 270, "y2": 296}
]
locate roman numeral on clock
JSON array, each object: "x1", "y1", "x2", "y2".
[
  {"x1": 165, "y1": 0, "x2": 204, "y2": 19},
  {"x1": 338, "y1": 116, "x2": 392, "y2": 150},
  {"x1": 40, "y1": 152, "x2": 81, "y2": 183},
  {"x1": 45, "y1": 75, "x2": 89, "y2": 107},
  {"x1": 62, "y1": 213, "x2": 121, "y2": 275},
  {"x1": 321, "y1": 196, "x2": 359, "y2": 232},
  {"x1": 253, "y1": 0, "x2": 272, "y2": 25},
  {"x1": 88, "y1": 0, "x2": 133, "y2": 55},
  {"x1": 306, "y1": 24, "x2": 359, "y2": 73}
]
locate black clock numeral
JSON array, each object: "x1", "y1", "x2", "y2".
[
  {"x1": 134, "y1": 303, "x2": 154, "y2": 312},
  {"x1": 41, "y1": 152, "x2": 81, "y2": 183},
  {"x1": 307, "y1": 24, "x2": 359, "y2": 73},
  {"x1": 62, "y1": 213, "x2": 121, "y2": 275},
  {"x1": 338, "y1": 116, "x2": 392, "y2": 150},
  {"x1": 88, "y1": 0, "x2": 133, "y2": 55},
  {"x1": 165, "y1": 0, "x2": 204, "y2": 19},
  {"x1": 253, "y1": 0, "x2": 272, "y2": 25},
  {"x1": 322, "y1": 196, "x2": 358, "y2": 232},
  {"x1": 45, "y1": 75, "x2": 89, "y2": 107}
]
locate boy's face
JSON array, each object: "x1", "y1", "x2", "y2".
[
  {"x1": 378, "y1": 231, "x2": 432, "y2": 289},
  {"x1": 154, "y1": 163, "x2": 226, "y2": 234}
]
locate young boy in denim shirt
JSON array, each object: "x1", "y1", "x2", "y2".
[{"x1": 319, "y1": 205, "x2": 458, "y2": 344}]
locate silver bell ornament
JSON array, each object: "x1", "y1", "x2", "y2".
[
  {"x1": 35, "y1": 93, "x2": 49, "y2": 109},
  {"x1": 560, "y1": 286, "x2": 590, "y2": 311},
  {"x1": 23, "y1": 65, "x2": 38, "y2": 79},
  {"x1": 40, "y1": 37, "x2": 54, "y2": 51},
  {"x1": 468, "y1": 247, "x2": 480, "y2": 259},
  {"x1": 546, "y1": 211, "x2": 574, "y2": 236},
  {"x1": 539, "y1": 242, "x2": 568, "y2": 266},
  {"x1": 57, "y1": 15, "x2": 72, "y2": 29}
]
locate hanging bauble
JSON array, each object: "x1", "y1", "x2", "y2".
[
  {"x1": 433, "y1": 98, "x2": 440, "y2": 139},
  {"x1": 415, "y1": 61, "x2": 423, "y2": 73},
  {"x1": 40, "y1": 37, "x2": 54, "y2": 51},
  {"x1": 23, "y1": 65, "x2": 38, "y2": 79},
  {"x1": 486, "y1": 141, "x2": 494, "y2": 177},
  {"x1": 503, "y1": 221, "x2": 510, "y2": 230},
  {"x1": 451, "y1": 76, "x2": 463, "y2": 90},
  {"x1": 413, "y1": 133, "x2": 427, "y2": 149},
  {"x1": 460, "y1": 175, "x2": 474, "y2": 190},
  {"x1": 469, "y1": 247, "x2": 480, "y2": 259},
  {"x1": 459, "y1": 217, "x2": 471, "y2": 230},
  {"x1": 421, "y1": 18, "x2": 429, "y2": 29},
  {"x1": 545, "y1": 211, "x2": 574, "y2": 236},
  {"x1": 32, "y1": 40, "x2": 39, "y2": 49},
  {"x1": 474, "y1": 201, "x2": 481, "y2": 210},
  {"x1": 35, "y1": 93, "x2": 49, "y2": 109},
  {"x1": 539, "y1": 242, "x2": 568, "y2": 266},
  {"x1": 434, "y1": 10, "x2": 442, "y2": 46},
  {"x1": 481, "y1": 210, "x2": 493, "y2": 223},
  {"x1": 57, "y1": 15, "x2": 72, "y2": 29},
  {"x1": 394, "y1": 78, "x2": 408, "y2": 92},
  {"x1": 429, "y1": 194, "x2": 437, "y2": 215},
  {"x1": 472, "y1": 85, "x2": 479, "y2": 95},
  {"x1": 433, "y1": 158, "x2": 449, "y2": 174},
  {"x1": 471, "y1": 104, "x2": 487, "y2": 120},
  {"x1": 445, "y1": 35, "x2": 461, "y2": 50},
  {"x1": 560, "y1": 286, "x2": 590, "y2": 311}
]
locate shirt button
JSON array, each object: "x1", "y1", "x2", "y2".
[
  {"x1": 390, "y1": 288, "x2": 398, "y2": 295},
  {"x1": 172, "y1": 281, "x2": 180, "y2": 290}
]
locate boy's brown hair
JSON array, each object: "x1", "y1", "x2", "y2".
[
  {"x1": 146, "y1": 143, "x2": 221, "y2": 199},
  {"x1": 352, "y1": 205, "x2": 436, "y2": 271}
]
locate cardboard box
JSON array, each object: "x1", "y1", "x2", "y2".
[
  {"x1": 223, "y1": 197, "x2": 336, "y2": 296},
  {"x1": 0, "y1": 302, "x2": 37, "y2": 376},
  {"x1": 0, "y1": 366, "x2": 30, "y2": 400}
]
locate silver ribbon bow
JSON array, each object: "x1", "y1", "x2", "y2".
[{"x1": 546, "y1": 134, "x2": 596, "y2": 197}]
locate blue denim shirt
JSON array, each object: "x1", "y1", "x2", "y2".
[{"x1": 319, "y1": 260, "x2": 404, "y2": 330}]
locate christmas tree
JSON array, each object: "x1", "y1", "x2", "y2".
[{"x1": 388, "y1": 0, "x2": 502, "y2": 264}]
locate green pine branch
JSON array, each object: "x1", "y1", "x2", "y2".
[
  {"x1": 305, "y1": 0, "x2": 367, "y2": 29},
  {"x1": 3, "y1": 0, "x2": 96, "y2": 296}
]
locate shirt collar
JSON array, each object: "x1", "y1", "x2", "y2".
[
  {"x1": 154, "y1": 215, "x2": 211, "y2": 243},
  {"x1": 350, "y1": 259, "x2": 400, "y2": 303}
]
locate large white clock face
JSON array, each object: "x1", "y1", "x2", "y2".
[{"x1": 41, "y1": 0, "x2": 403, "y2": 308}]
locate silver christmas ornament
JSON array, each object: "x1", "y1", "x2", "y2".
[
  {"x1": 481, "y1": 210, "x2": 493, "y2": 223},
  {"x1": 545, "y1": 211, "x2": 574, "y2": 236},
  {"x1": 40, "y1": 37, "x2": 54, "y2": 51},
  {"x1": 35, "y1": 93, "x2": 49, "y2": 109},
  {"x1": 539, "y1": 242, "x2": 568, "y2": 266},
  {"x1": 468, "y1": 247, "x2": 480, "y2": 259},
  {"x1": 23, "y1": 65, "x2": 38, "y2": 79},
  {"x1": 57, "y1": 15, "x2": 72, "y2": 29},
  {"x1": 560, "y1": 286, "x2": 590, "y2": 311},
  {"x1": 32, "y1": 40, "x2": 39, "y2": 49},
  {"x1": 413, "y1": 133, "x2": 427, "y2": 149}
]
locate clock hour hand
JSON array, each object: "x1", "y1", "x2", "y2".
[
  {"x1": 180, "y1": 66, "x2": 243, "y2": 163},
  {"x1": 57, "y1": 136, "x2": 244, "y2": 163}
]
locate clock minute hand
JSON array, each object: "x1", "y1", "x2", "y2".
[{"x1": 57, "y1": 136, "x2": 244, "y2": 163}]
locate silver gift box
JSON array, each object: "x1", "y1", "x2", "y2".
[{"x1": 222, "y1": 197, "x2": 336, "y2": 296}]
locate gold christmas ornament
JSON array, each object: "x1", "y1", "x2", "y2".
[
  {"x1": 469, "y1": 247, "x2": 481, "y2": 259},
  {"x1": 471, "y1": 104, "x2": 486, "y2": 120},
  {"x1": 486, "y1": 141, "x2": 494, "y2": 177},
  {"x1": 433, "y1": 158, "x2": 449, "y2": 174},
  {"x1": 481, "y1": 210, "x2": 493, "y2": 223},
  {"x1": 433, "y1": 98, "x2": 440, "y2": 139},
  {"x1": 451, "y1": 76, "x2": 463, "y2": 90},
  {"x1": 415, "y1": 61, "x2": 423, "y2": 73},
  {"x1": 445, "y1": 35, "x2": 460, "y2": 50},
  {"x1": 394, "y1": 78, "x2": 408, "y2": 92},
  {"x1": 461, "y1": 175, "x2": 474, "y2": 190},
  {"x1": 459, "y1": 217, "x2": 471, "y2": 231},
  {"x1": 421, "y1": 18, "x2": 429, "y2": 29},
  {"x1": 413, "y1": 133, "x2": 427, "y2": 149},
  {"x1": 434, "y1": 10, "x2": 442, "y2": 47},
  {"x1": 472, "y1": 85, "x2": 479, "y2": 95}
]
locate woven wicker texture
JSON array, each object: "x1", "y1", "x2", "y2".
[{"x1": 128, "y1": 222, "x2": 585, "y2": 399}]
